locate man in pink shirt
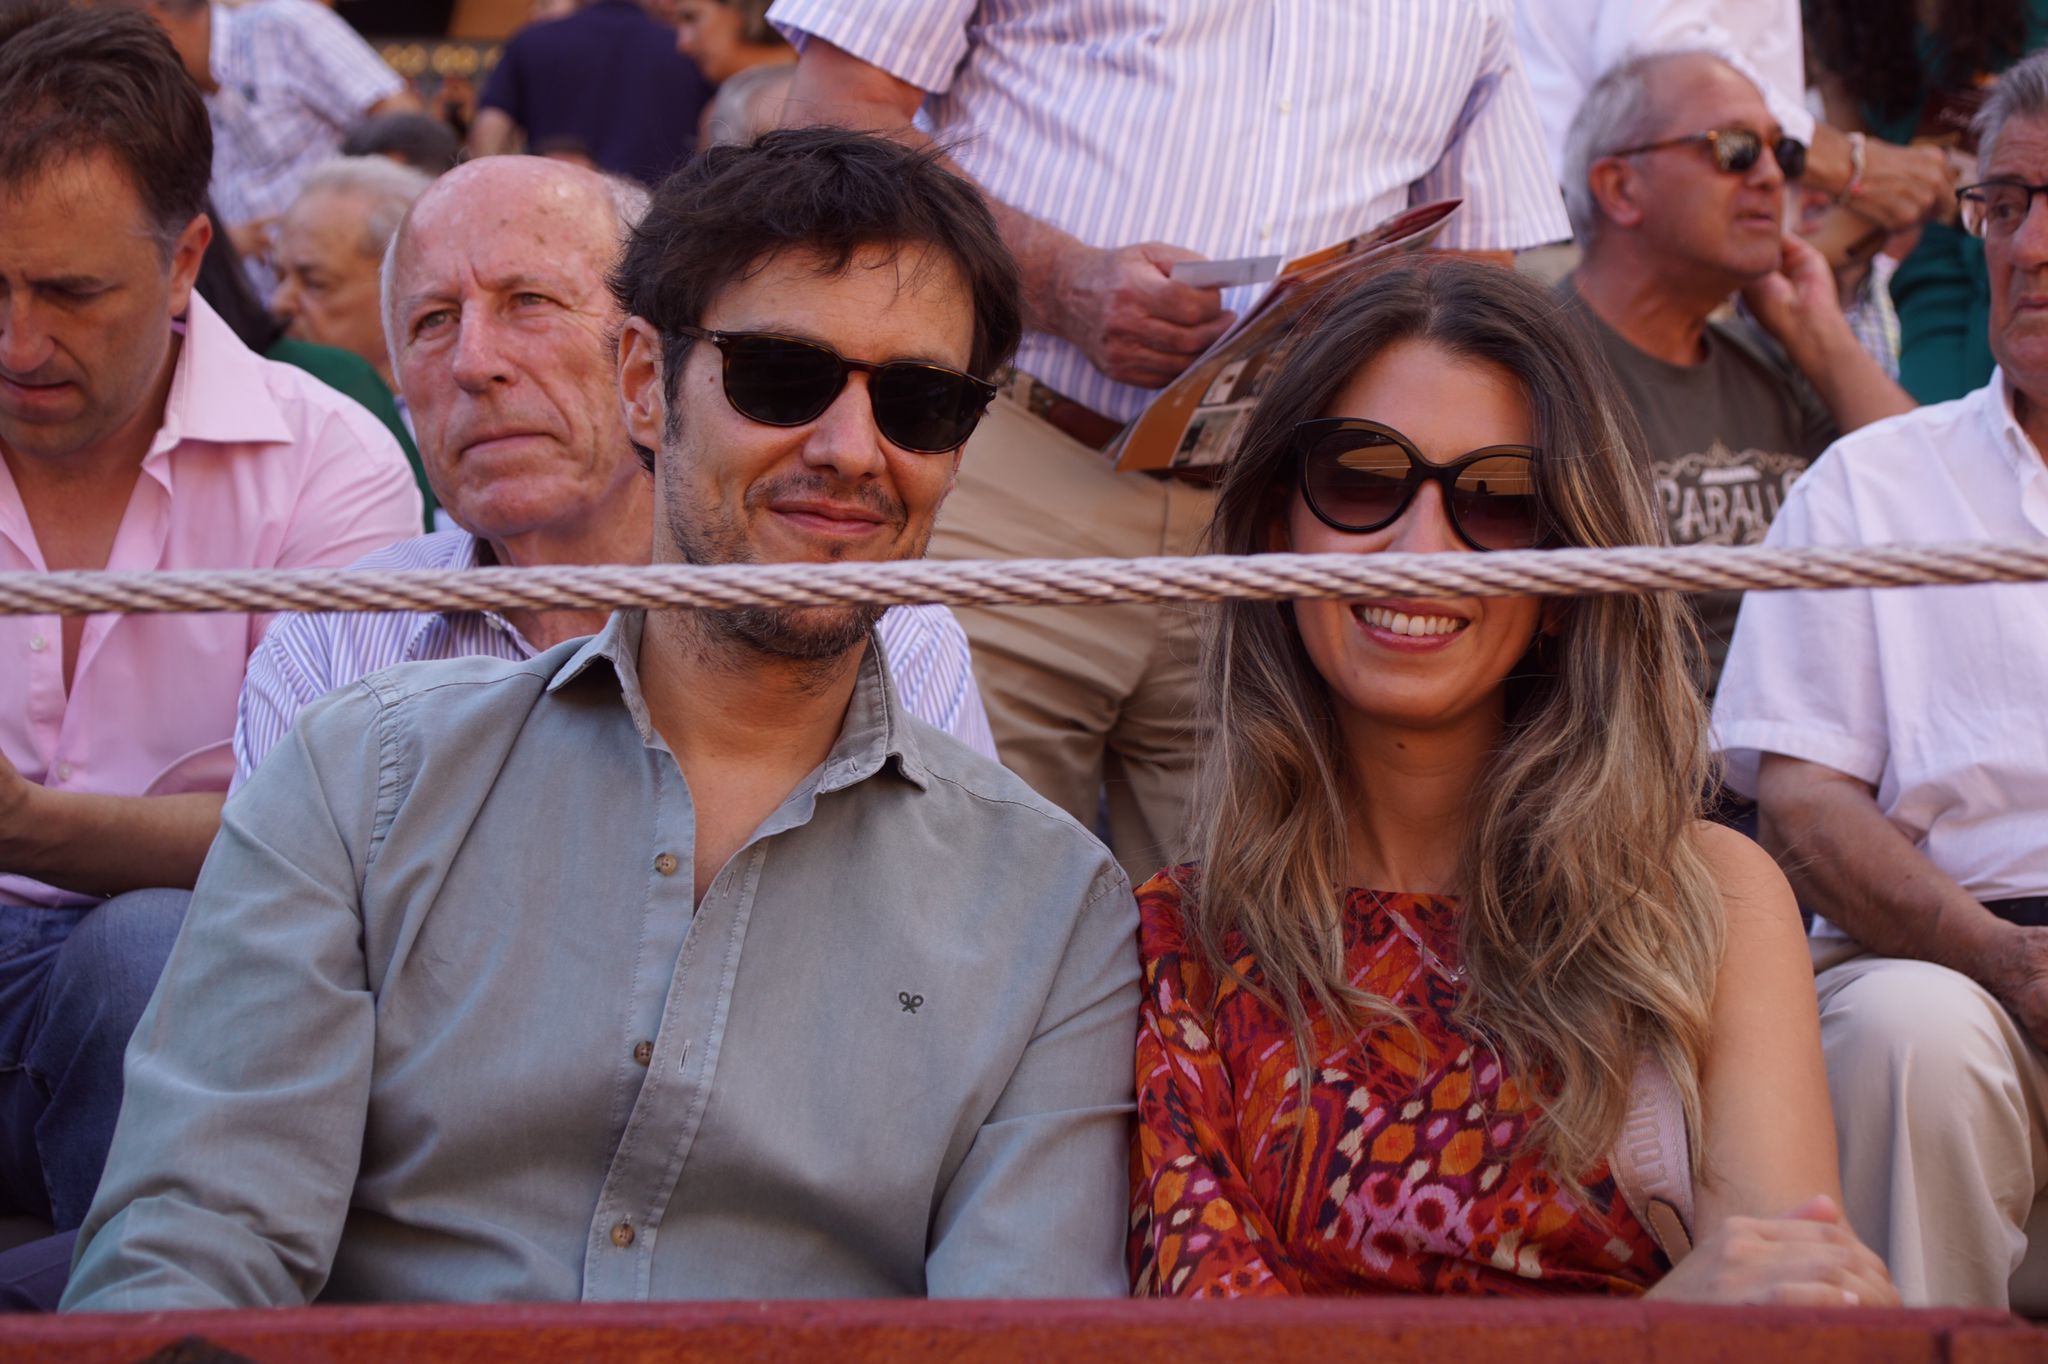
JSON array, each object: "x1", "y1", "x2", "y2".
[{"x1": 0, "y1": 3, "x2": 420, "y2": 1240}]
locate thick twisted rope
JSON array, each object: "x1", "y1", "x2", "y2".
[{"x1": 1, "y1": 540, "x2": 2045, "y2": 617}]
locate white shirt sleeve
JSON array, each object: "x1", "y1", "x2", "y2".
[
  {"x1": 232, "y1": 613, "x2": 335, "y2": 794},
  {"x1": 1710, "y1": 450, "x2": 1890, "y2": 798}
]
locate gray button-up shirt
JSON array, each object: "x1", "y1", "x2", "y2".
[{"x1": 65, "y1": 612, "x2": 1139, "y2": 1310}]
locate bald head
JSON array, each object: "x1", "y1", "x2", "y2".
[
  {"x1": 381, "y1": 155, "x2": 636, "y2": 355},
  {"x1": 380, "y1": 155, "x2": 653, "y2": 551}
]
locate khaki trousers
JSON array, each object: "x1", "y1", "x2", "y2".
[
  {"x1": 1814, "y1": 948, "x2": 2048, "y2": 1310},
  {"x1": 930, "y1": 395, "x2": 1215, "y2": 882}
]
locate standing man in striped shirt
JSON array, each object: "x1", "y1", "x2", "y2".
[
  {"x1": 773, "y1": 1, "x2": 1571, "y2": 879},
  {"x1": 233, "y1": 153, "x2": 995, "y2": 788}
]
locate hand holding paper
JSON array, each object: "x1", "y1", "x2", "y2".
[{"x1": 1050, "y1": 241, "x2": 1237, "y2": 388}]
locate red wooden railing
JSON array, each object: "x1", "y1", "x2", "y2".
[{"x1": 0, "y1": 1299, "x2": 2040, "y2": 1364}]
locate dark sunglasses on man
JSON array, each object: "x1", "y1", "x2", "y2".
[
  {"x1": 680, "y1": 327, "x2": 998, "y2": 454},
  {"x1": 1609, "y1": 126, "x2": 1809, "y2": 182},
  {"x1": 1293, "y1": 418, "x2": 1548, "y2": 553}
]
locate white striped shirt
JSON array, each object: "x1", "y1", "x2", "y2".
[
  {"x1": 232, "y1": 532, "x2": 997, "y2": 789},
  {"x1": 206, "y1": 0, "x2": 405, "y2": 295},
  {"x1": 771, "y1": 0, "x2": 1571, "y2": 423}
]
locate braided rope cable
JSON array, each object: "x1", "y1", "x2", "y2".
[{"x1": 1, "y1": 540, "x2": 2045, "y2": 617}]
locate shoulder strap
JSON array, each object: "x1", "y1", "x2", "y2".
[{"x1": 1611, "y1": 1050, "x2": 1695, "y2": 1265}]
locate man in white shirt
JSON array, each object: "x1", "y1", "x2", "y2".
[
  {"x1": 770, "y1": 0, "x2": 1569, "y2": 879},
  {"x1": 1711, "y1": 53, "x2": 2048, "y2": 1310}
]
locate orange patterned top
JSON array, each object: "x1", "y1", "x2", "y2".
[{"x1": 1130, "y1": 867, "x2": 1666, "y2": 1298}]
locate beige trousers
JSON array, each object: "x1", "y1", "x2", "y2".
[
  {"x1": 930, "y1": 395, "x2": 1215, "y2": 882},
  {"x1": 1815, "y1": 949, "x2": 2048, "y2": 1310}
]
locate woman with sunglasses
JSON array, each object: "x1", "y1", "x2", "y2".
[{"x1": 1129, "y1": 256, "x2": 1895, "y2": 1304}]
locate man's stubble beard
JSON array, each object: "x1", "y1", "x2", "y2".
[{"x1": 657, "y1": 444, "x2": 924, "y2": 667}]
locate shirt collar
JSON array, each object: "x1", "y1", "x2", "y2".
[
  {"x1": 547, "y1": 610, "x2": 931, "y2": 793},
  {"x1": 148, "y1": 294, "x2": 296, "y2": 461},
  {"x1": 1980, "y1": 368, "x2": 2048, "y2": 485}
]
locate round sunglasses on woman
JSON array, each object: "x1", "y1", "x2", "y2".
[{"x1": 1293, "y1": 416, "x2": 1547, "y2": 551}]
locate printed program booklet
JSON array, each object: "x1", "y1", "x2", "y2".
[{"x1": 1109, "y1": 199, "x2": 1461, "y2": 474}]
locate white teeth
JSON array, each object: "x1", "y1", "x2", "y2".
[{"x1": 1353, "y1": 605, "x2": 1467, "y2": 638}]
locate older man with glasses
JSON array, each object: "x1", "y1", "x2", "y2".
[
  {"x1": 1712, "y1": 51, "x2": 2048, "y2": 1310},
  {"x1": 1558, "y1": 48, "x2": 1914, "y2": 700}
]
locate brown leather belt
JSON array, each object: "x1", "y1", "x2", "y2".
[{"x1": 999, "y1": 369, "x2": 1125, "y2": 452}]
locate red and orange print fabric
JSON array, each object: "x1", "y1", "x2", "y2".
[{"x1": 1130, "y1": 868, "x2": 1666, "y2": 1297}]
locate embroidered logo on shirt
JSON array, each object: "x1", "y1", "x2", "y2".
[{"x1": 897, "y1": 992, "x2": 924, "y2": 1014}]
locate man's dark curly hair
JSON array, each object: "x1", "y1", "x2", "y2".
[
  {"x1": 610, "y1": 127, "x2": 1023, "y2": 470},
  {"x1": 0, "y1": 0, "x2": 211, "y2": 246}
]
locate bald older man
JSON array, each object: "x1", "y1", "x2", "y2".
[{"x1": 231, "y1": 154, "x2": 996, "y2": 789}]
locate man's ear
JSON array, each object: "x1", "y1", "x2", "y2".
[
  {"x1": 616, "y1": 316, "x2": 668, "y2": 456},
  {"x1": 165, "y1": 211, "x2": 211, "y2": 320},
  {"x1": 1586, "y1": 156, "x2": 1646, "y2": 232}
]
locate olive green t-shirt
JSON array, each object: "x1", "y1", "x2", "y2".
[{"x1": 1560, "y1": 278, "x2": 1837, "y2": 694}]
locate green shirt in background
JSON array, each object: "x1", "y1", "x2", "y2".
[{"x1": 265, "y1": 338, "x2": 437, "y2": 532}]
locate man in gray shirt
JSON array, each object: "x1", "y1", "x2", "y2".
[
  {"x1": 63, "y1": 129, "x2": 1139, "y2": 1310},
  {"x1": 1557, "y1": 49, "x2": 1914, "y2": 693}
]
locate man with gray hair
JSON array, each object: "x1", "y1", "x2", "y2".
[
  {"x1": 1713, "y1": 51, "x2": 2048, "y2": 1309},
  {"x1": 272, "y1": 156, "x2": 432, "y2": 394},
  {"x1": 1558, "y1": 48, "x2": 1913, "y2": 696}
]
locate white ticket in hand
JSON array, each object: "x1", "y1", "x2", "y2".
[{"x1": 1170, "y1": 255, "x2": 1282, "y2": 289}]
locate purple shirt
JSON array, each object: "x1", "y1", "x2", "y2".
[{"x1": 477, "y1": 0, "x2": 712, "y2": 186}]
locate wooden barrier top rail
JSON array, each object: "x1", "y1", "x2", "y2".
[{"x1": 1, "y1": 1298, "x2": 2042, "y2": 1364}]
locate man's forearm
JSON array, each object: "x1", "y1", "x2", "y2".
[
  {"x1": 1786, "y1": 326, "x2": 1915, "y2": 433},
  {"x1": 6, "y1": 788, "x2": 224, "y2": 895},
  {"x1": 1761, "y1": 770, "x2": 2012, "y2": 982}
]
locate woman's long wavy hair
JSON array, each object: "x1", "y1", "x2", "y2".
[{"x1": 1182, "y1": 255, "x2": 1723, "y2": 1186}]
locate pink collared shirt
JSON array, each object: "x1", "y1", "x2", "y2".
[{"x1": 0, "y1": 295, "x2": 423, "y2": 907}]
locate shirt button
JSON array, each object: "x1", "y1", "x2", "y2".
[
  {"x1": 54, "y1": 763, "x2": 73, "y2": 783},
  {"x1": 653, "y1": 852, "x2": 679, "y2": 877},
  {"x1": 27, "y1": 635, "x2": 46, "y2": 653},
  {"x1": 1278, "y1": 97, "x2": 1294, "y2": 115},
  {"x1": 632, "y1": 1040, "x2": 653, "y2": 1066},
  {"x1": 610, "y1": 1220, "x2": 635, "y2": 1248}
]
